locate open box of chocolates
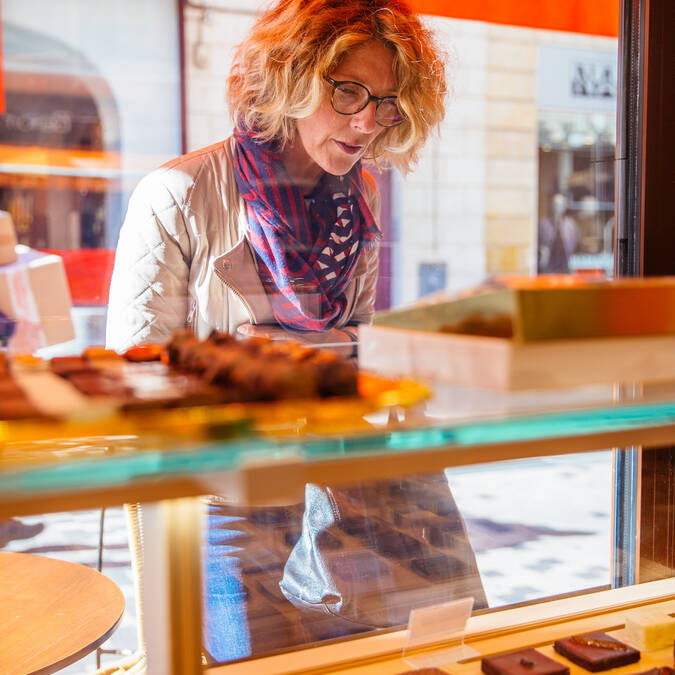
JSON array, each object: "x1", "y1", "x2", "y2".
[{"x1": 0, "y1": 329, "x2": 429, "y2": 441}]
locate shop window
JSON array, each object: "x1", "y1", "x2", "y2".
[{"x1": 0, "y1": 3, "x2": 181, "y2": 351}]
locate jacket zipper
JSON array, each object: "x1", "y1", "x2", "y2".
[
  {"x1": 187, "y1": 301, "x2": 198, "y2": 332},
  {"x1": 213, "y1": 264, "x2": 256, "y2": 324}
]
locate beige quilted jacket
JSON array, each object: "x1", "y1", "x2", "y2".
[{"x1": 106, "y1": 137, "x2": 380, "y2": 352}]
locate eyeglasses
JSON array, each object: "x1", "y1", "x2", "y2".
[{"x1": 324, "y1": 76, "x2": 405, "y2": 128}]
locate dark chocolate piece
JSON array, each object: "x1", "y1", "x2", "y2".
[
  {"x1": 247, "y1": 508, "x2": 290, "y2": 526},
  {"x1": 0, "y1": 397, "x2": 43, "y2": 420},
  {"x1": 329, "y1": 552, "x2": 390, "y2": 582},
  {"x1": 372, "y1": 530, "x2": 423, "y2": 559},
  {"x1": 241, "y1": 560, "x2": 284, "y2": 576},
  {"x1": 553, "y1": 632, "x2": 640, "y2": 672},
  {"x1": 409, "y1": 553, "x2": 470, "y2": 579},
  {"x1": 284, "y1": 530, "x2": 301, "y2": 548},
  {"x1": 632, "y1": 668, "x2": 675, "y2": 675},
  {"x1": 482, "y1": 648, "x2": 570, "y2": 675},
  {"x1": 428, "y1": 522, "x2": 461, "y2": 548},
  {"x1": 337, "y1": 516, "x2": 379, "y2": 537},
  {"x1": 255, "y1": 579, "x2": 287, "y2": 604},
  {"x1": 316, "y1": 530, "x2": 343, "y2": 551},
  {"x1": 49, "y1": 356, "x2": 91, "y2": 376}
]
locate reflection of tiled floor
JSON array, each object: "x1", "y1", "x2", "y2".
[
  {"x1": 1, "y1": 451, "x2": 612, "y2": 673},
  {"x1": 446, "y1": 450, "x2": 613, "y2": 607},
  {"x1": 2, "y1": 508, "x2": 137, "y2": 674}
]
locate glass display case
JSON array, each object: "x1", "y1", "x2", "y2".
[{"x1": 1, "y1": 376, "x2": 674, "y2": 674}]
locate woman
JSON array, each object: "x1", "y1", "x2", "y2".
[
  {"x1": 105, "y1": 0, "x2": 481, "y2": 664},
  {"x1": 106, "y1": 0, "x2": 446, "y2": 356}
]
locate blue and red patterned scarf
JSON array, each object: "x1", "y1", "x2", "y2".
[{"x1": 232, "y1": 127, "x2": 380, "y2": 332}]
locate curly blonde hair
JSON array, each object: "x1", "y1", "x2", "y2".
[{"x1": 227, "y1": 0, "x2": 447, "y2": 173}]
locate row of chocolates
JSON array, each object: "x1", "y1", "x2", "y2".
[
  {"x1": 0, "y1": 330, "x2": 359, "y2": 420},
  {"x1": 397, "y1": 614, "x2": 675, "y2": 675}
]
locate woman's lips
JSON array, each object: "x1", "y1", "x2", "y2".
[{"x1": 334, "y1": 140, "x2": 362, "y2": 155}]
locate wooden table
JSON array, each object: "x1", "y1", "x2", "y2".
[{"x1": 0, "y1": 551, "x2": 125, "y2": 675}]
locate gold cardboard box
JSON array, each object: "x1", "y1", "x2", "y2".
[{"x1": 374, "y1": 276, "x2": 675, "y2": 341}]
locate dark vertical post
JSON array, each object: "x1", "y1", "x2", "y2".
[
  {"x1": 612, "y1": 0, "x2": 645, "y2": 589},
  {"x1": 615, "y1": 0, "x2": 675, "y2": 586},
  {"x1": 637, "y1": 0, "x2": 675, "y2": 584}
]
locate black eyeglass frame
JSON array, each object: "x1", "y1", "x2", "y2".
[{"x1": 324, "y1": 76, "x2": 405, "y2": 127}]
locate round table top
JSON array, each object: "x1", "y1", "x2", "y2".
[{"x1": 0, "y1": 551, "x2": 125, "y2": 675}]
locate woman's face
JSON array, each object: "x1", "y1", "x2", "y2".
[{"x1": 285, "y1": 41, "x2": 397, "y2": 185}]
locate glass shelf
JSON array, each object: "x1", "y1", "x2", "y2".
[{"x1": 1, "y1": 379, "x2": 675, "y2": 506}]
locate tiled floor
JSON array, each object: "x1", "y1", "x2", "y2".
[{"x1": 2, "y1": 451, "x2": 613, "y2": 673}]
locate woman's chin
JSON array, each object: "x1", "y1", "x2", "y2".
[{"x1": 321, "y1": 156, "x2": 360, "y2": 177}]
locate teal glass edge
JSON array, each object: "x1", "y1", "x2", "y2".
[{"x1": 1, "y1": 400, "x2": 674, "y2": 497}]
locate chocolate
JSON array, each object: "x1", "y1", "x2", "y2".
[
  {"x1": 428, "y1": 522, "x2": 461, "y2": 548},
  {"x1": 247, "y1": 508, "x2": 290, "y2": 526},
  {"x1": 284, "y1": 531, "x2": 301, "y2": 548},
  {"x1": 255, "y1": 579, "x2": 287, "y2": 604},
  {"x1": 338, "y1": 516, "x2": 380, "y2": 538},
  {"x1": 482, "y1": 648, "x2": 570, "y2": 675},
  {"x1": 409, "y1": 553, "x2": 469, "y2": 579},
  {"x1": 372, "y1": 530, "x2": 423, "y2": 559},
  {"x1": 328, "y1": 552, "x2": 391, "y2": 582},
  {"x1": 632, "y1": 668, "x2": 675, "y2": 675},
  {"x1": 553, "y1": 632, "x2": 640, "y2": 671},
  {"x1": 49, "y1": 356, "x2": 91, "y2": 376},
  {"x1": 316, "y1": 530, "x2": 343, "y2": 551},
  {"x1": 0, "y1": 397, "x2": 42, "y2": 420}
]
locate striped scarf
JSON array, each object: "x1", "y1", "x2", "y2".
[{"x1": 232, "y1": 127, "x2": 380, "y2": 332}]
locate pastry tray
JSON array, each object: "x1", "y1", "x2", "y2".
[{"x1": 0, "y1": 371, "x2": 430, "y2": 446}]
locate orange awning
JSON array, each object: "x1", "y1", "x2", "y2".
[{"x1": 409, "y1": 0, "x2": 619, "y2": 37}]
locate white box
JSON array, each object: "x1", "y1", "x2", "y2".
[{"x1": 0, "y1": 245, "x2": 75, "y2": 351}]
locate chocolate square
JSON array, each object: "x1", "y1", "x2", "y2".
[
  {"x1": 482, "y1": 648, "x2": 570, "y2": 675},
  {"x1": 553, "y1": 632, "x2": 640, "y2": 671},
  {"x1": 372, "y1": 530, "x2": 423, "y2": 559},
  {"x1": 329, "y1": 552, "x2": 391, "y2": 582},
  {"x1": 409, "y1": 553, "x2": 469, "y2": 579},
  {"x1": 338, "y1": 516, "x2": 379, "y2": 538}
]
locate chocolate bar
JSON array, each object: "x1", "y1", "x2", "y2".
[
  {"x1": 482, "y1": 648, "x2": 570, "y2": 675},
  {"x1": 553, "y1": 632, "x2": 640, "y2": 671}
]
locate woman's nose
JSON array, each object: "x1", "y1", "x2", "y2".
[{"x1": 351, "y1": 101, "x2": 378, "y2": 134}]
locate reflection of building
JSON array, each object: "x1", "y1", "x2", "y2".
[
  {"x1": 0, "y1": 1, "x2": 182, "y2": 351},
  {"x1": 0, "y1": 22, "x2": 120, "y2": 253},
  {"x1": 536, "y1": 45, "x2": 617, "y2": 275}
]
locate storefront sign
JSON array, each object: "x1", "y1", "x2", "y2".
[
  {"x1": 410, "y1": 0, "x2": 619, "y2": 37},
  {"x1": 537, "y1": 45, "x2": 617, "y2": 113}
]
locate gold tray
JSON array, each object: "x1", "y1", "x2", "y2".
[
  {"x1": 0, "y1": 373, "x2": 430, "y2": 446},
  {"x1": 247, "y1": 372, "x2": 430, "y2": 436}
]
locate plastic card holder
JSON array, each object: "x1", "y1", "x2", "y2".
[{"x1": 403, "y1": 596, "x2": 479, "y2": 670}]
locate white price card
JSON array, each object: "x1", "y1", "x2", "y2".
[{"x1": 403, "y1": 596, "x2": 479, "y2": 669}]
